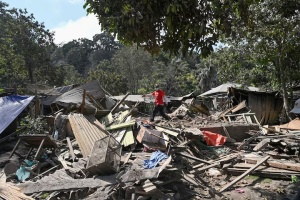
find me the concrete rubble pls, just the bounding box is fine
[1,80,300,200]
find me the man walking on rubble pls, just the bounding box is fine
[145,84,170,122]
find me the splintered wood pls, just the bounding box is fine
[0,183,34,200]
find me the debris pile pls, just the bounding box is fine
[1,80,300,200]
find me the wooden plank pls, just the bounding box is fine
[124,151,133,164]
[253,138,270,151]
[245,158,300,172]
[192,153,238,172]
[192,163,205,169]
[222,126,231,138]
[66,137,76,161]
[142,180,157,193]
[182,173,199,186]
[226,167,300,179]
[237,131,261,150]
[106,120,136,131]
[34,138,45,160]
[0,183,34,200]
[110,92,130,114]
[9,139,21,158]
[192,163,220,172]
[176,152,210,164]
[155,126,179,137]
[219,156,270,193]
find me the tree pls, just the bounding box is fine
[229,0,300,117]
[0,1,54,88]
[87,60,128,95]
[84,0,256,56]
[89,32,122,68]
[112,45,153,94]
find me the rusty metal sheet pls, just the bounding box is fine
[68,113,108,157]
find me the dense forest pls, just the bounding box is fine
[1,0,300,113]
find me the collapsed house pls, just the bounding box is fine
[1,80,300,200]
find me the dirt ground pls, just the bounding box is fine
[212,175,300,200]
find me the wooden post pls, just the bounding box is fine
[34,138,45,160]
[9,139,21,158]
[79,89,86,113]
[25,147,33,159]
[110,92,130,114]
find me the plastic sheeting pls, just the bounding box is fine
[0,95,34,134]
[202,130,227,146]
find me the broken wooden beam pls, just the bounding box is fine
[219,156,270,192]
[245,158,300,172]
[253,138,270,151]
[227,163,300,179]
[34,138,45,160]
[9,139,21,158]
[110,92,130,114]
[176,152,210,164]
[193,163,220,172]
[154,126,179,137]
[237,131,261,150]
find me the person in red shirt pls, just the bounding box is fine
[150,84,170,122]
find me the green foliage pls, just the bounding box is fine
[51,32,122,82]
[21,116,50,135]
[85,46,200,96]
[84,0,258,56]
[227,0,300,114]
[88,60,128,95]
[0,1,54,89]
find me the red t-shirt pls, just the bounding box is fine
[152,90,165,106]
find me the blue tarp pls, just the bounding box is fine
[0,95,34,134]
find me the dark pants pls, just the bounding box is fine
[151,105,170,121]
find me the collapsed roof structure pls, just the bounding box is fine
[0,81,299,200]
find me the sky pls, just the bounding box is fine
[5,0,101,44]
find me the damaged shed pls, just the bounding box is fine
[230,88,283,125]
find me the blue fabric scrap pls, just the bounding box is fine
[144,150,168,169]
[16,165,31,182]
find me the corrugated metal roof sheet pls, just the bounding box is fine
[55,80,105,108]
[199,82,260,97]
[68,113,108,157]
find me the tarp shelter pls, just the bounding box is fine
[0,95,34,134]
[199,82,259,97]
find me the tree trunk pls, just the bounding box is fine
[28,67,34,84]
[278,56,291,121]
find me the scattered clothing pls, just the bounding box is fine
[144,150,168,169]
